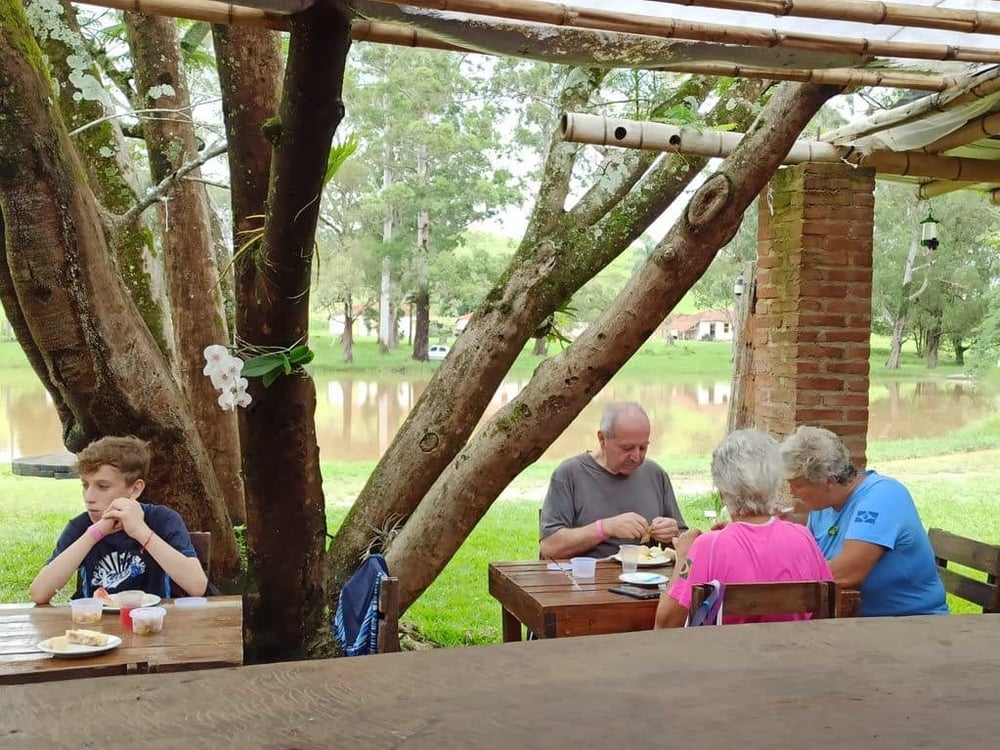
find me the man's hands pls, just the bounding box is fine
[650,516,679,544]
[603,512,649,541]
[101,497,149,541]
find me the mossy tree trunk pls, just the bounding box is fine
[125,14,246,532]
[226,4,352,662]
[388,81,843,609]
[326,70,749,599]
[0,0,234,574]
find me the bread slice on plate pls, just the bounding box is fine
[65,628,111,647]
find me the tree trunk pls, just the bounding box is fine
[378,256,392,353]
[0,1,235,576]
[953,338,967,366]
[387,80,843,610]
[35,0,175,364]
[926,318,942,369]
[125,14,246,530]
[886,316,906,369]
[327,73,756,596]
[213,19,283,631]
[727,260,757,432]
[342,296,355,364]
[234,4,352,662]
[412,145,430,361]
[531,336,548,356]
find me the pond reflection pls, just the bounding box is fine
[1,376,997,463]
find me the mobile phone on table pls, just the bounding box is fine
[608,585,661,600]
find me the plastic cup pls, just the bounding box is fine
[619,544,642,574]
[130,606,166,635]
[569,556,596,579]
[115,590,145,629]
[69,598,104,625]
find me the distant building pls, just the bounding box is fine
[662,310,733,342]
[454,312,474,336]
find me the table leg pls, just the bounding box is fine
[501,607,522,643]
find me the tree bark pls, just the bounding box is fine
[953,338,967,366]
[413,145,430,362]
[885,235,927,370]
[341,295,355,363]
[387,80,842,609]
[125,13,246,531]
[531,336,548,356]
[926,314,942,369]
[0,0,235,575]
[886,316,907,369]
[235,3,351,662]
[327,72,747,595]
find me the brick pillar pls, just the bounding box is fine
[753,163,875,468]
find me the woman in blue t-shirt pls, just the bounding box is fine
[780,425,948,617]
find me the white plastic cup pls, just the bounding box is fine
[130,606,166,635]
[619,544,642,574]
[570,556,596,579]
[69,598,104,625]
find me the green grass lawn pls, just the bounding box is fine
[5,414,999,645]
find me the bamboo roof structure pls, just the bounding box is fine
[74,0,1000,199]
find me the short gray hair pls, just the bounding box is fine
[779,425,857,484]
[599,402,648,438]
[711,429,782,517]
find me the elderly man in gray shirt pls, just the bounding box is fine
[540,402,686,559]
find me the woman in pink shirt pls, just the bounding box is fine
[655,429,833,628]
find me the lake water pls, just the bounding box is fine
[1,375,997,463]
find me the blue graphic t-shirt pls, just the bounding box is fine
[50,502,197,598]
[808,470,948,617]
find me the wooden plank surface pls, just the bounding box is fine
[1,614,996,749]
[0,596,242,684]
[489,560,663,639]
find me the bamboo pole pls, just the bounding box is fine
[75,0,289,29]
[648,0,1000,36]
[381,0,1000,64]
[921,110,1000,153]
[561,112,1000,183]
[917,179,975,199]
[822,67,1000,144]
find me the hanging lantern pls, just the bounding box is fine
[733,273,745,298]
[920,212,939,251]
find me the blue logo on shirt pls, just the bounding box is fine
[855,510,879,524]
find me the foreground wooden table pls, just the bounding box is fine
[1,614,996,749]
[489,559,666,640]
[0,596,242,684]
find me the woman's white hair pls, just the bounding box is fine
[779,425,856,484]
[711,429,782,517]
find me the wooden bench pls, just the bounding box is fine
[690,581,858,620]
[928,527,1000,612]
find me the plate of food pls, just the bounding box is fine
[95,588,161,612]
[619,572,669,587]
[37,630,122,658]
[612,545,676,567]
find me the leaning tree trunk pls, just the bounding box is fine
[232,4,352,662]
[885,235,927,370]
[125,13,246,529]
[0,1,237,580]
[35,0,175,362]
[388,81,843,609]
[327,71,739,596]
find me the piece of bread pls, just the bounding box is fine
[65,628,110,647]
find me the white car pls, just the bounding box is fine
[428,345,450,361]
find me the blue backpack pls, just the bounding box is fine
[334,553,390,656]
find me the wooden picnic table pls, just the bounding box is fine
[489,559,664,640]
[1,614,997,748]
[0,595,242,684]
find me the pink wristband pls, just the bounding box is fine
[595,518,608,542]
[87,524,105,543]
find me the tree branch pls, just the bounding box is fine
[117,140,228,227]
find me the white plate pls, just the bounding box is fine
[611,548,676,567]
[619,572,669,586]
[103,593,161,612]
[36,634,122,658]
